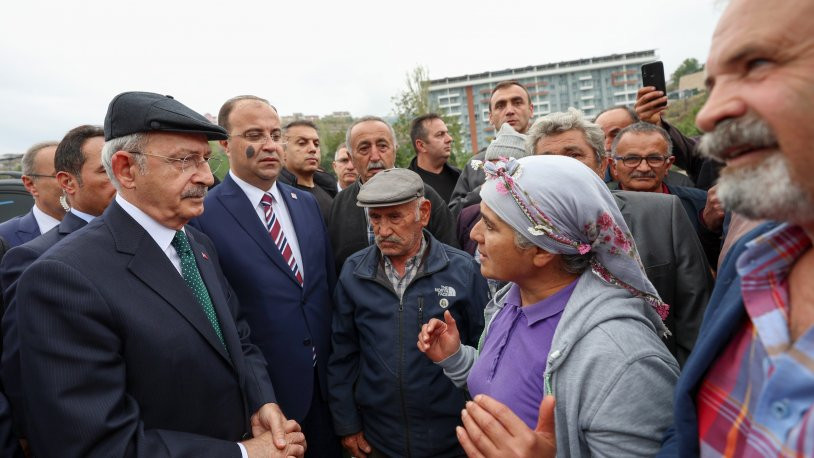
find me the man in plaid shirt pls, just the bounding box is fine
[657,0,814,455]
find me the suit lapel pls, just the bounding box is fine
[186,231,239,368]
[107,203,232,364]
[218,176,301,287]
[18,211,40,239]
[59,212,88,235]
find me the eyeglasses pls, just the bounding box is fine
[230,131,286,145]
[28,174,56,179]
[614,155,670,167]
[129,151,220,174]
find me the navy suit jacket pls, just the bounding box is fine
[191,175,335,422]
[668,184,722,266]
[658,221,779,457]
[17,201,275,458]
[0,211,89,436]
[0,211,39,249]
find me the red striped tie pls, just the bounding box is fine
[261,193,303,286]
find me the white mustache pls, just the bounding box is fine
[698,113,778,161]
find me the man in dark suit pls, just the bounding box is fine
[16,92,304,458]
[191,95,339,457]
[0,141,65,247]
[0,124,116,444]
[526,109,713,366]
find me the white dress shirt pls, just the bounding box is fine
[69,208,95,223]
[31,204,60,235]
[229,172,304,277]
[115,194,184,275]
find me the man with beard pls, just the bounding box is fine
[657,0,814,454]
[448,80,534,217]
[327,116,457,272]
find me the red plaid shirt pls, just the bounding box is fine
[696,224,814,456]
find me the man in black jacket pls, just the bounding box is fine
[327,116,457,272]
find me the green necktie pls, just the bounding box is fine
[171,230,225,347]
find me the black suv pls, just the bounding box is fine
[0,172,34,223]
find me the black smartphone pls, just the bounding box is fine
[641,61,667,108]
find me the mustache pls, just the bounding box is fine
[630,171,657,179]
[367,161,386,172]
[181,186,208,199]
[698,113,778,161]
[375,234,403,245]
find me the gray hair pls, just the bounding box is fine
[525,108,605,165]
[101,133,149,190]
[513,230,592,275]
[22,141,59,176]
[345,116,398,154]
[611,122,673,156]
[414,196,427,221]
[333,142,348,161]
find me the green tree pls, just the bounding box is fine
[315,114,354,174]
[390,65,466,168]
[669,57,704,90]
[664,92,708,137]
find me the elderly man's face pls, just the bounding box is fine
[533,130,604,176]
[489,85,534,133]
[349,120,396,183]
[595,108,635,152]
[332,147,358,189]
[132,132,213,229]
[611,132,674,193]
[73,136,115,216]
[223,100,284,190]
[369,199,430,262]
[695,0,814,223]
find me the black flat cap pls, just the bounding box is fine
[103,91,227,141]
[357,168,424,208]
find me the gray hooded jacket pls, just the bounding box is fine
[437,270,679,457]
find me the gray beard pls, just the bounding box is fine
[716,153,814,224]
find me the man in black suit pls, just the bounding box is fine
[0,124,116,444]
[15,92,304,457]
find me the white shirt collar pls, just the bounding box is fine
[115,194,179,253]
[69,208,96,223]
[31,204,60,234]
[229,171,280,206]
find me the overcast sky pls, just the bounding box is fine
[0,0,726,155]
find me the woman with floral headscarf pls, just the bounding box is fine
[418,155,679,457]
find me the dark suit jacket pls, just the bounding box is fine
[667,184,722,266]
[328,179,458,273]
[613,191,714,366]
[0,211,89,437]
[17,201,275,458]
[190,175,334,423]
[447,152,486,218]
[0,211,39,249]
[658,222,779,457]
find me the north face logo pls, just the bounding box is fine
[435,286,456,297]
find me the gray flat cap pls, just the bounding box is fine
[357,168,424,208]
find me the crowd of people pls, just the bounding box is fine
[0,0,811,456]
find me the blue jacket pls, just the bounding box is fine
[659,221,779,457]
[328,232,489,457]
[0,211,39,249]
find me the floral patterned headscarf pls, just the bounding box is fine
[478,155,668,321]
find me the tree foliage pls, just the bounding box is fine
[390,65,467,168]
[664,91,708,138]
